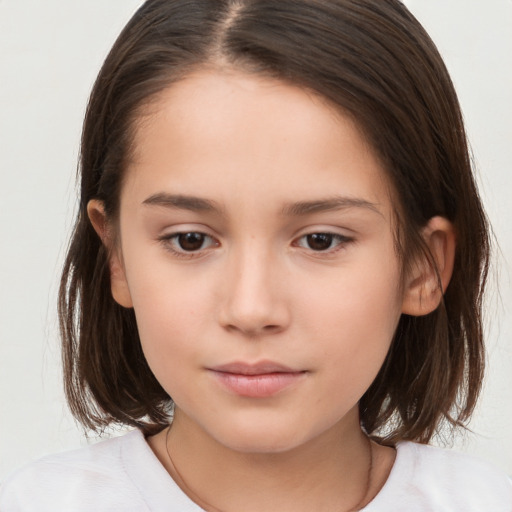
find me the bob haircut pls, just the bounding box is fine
[59,0,490,442]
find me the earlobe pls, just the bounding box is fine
[87,200,133,308]
[401,216,456,317]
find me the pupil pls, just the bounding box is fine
[179,233,205,251]
[307,233,333,251]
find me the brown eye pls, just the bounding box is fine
[160,231,218,257]
[306,233,335,251]
[295,232,352,252]
[177,232,207,251]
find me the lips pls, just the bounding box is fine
[208,361,307,398]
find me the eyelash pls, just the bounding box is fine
[158,231,353,258]
[158,232,219,259]
[293,233,353,254]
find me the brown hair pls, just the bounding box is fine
[59,0,490,442]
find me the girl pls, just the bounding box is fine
[1,0,511,510]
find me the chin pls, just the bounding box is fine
[206,417,322,455]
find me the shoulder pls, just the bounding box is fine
[0,430,150,512]
[366,441,512,512]
[0,429,202,512]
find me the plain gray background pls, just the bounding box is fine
[1,0,511,480]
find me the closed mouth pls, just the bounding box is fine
[209,360,303,376]
[208,361,307,397]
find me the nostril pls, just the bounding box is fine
[223,322,284,337]
[263,324,281,332]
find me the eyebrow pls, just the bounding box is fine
[142,193,222,213]
[281,196,383,217]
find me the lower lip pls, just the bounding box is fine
[211,371,306,398]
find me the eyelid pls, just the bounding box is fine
[292,228,355,254]
[157,227,220,258]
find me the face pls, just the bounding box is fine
[107,70,408,453]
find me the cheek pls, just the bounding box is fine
[132,286,206,350]
[123,258,213,381]
[124,239,211,328]
[132,297,204,404]
[304,261,402,385]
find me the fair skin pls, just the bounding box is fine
[89,69,455,511]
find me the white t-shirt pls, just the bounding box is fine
[1,429,511,511]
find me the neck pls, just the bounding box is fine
[148,408,385,512]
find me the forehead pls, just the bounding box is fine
[124,69,394,216]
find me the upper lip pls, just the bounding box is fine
[209,361,301,375]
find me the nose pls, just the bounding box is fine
[217,244,291,337]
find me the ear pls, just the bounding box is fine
[87,199,133,308]
[401,216,456,316]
